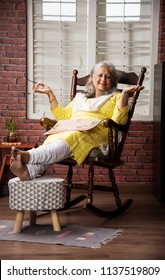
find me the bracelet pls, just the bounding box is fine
[122,92,129,98]
[49,96,55,103]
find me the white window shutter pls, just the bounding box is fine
[27,0,159,120]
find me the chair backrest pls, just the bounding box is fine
[70,67,146,119]
[70,67,146,161]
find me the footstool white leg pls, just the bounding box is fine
[29,211,37,225]
[50,209,61,231]
[8,176,65,232]
[13,210,25,233]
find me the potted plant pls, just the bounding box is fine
[5,114,18,142]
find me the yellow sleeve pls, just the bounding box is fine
[110,93,129,124]
[51,99,75,120]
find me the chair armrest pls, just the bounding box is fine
[103,118,130,161]
[40,117,57,131]
[103,118,129,132]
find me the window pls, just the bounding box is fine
[27,0,88,118]
[43,0,76,21]
[27,0,160,120]
[96,0,160,119]
[106,0,141,22]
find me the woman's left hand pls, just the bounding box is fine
[118,84,144,110]
[122,85,144,97]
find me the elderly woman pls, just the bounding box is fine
[10,61,144,180]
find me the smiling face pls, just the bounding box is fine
[92,66,112,97]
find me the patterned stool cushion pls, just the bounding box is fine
[8,176,65,211]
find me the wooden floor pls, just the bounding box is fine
[0,185,165,260]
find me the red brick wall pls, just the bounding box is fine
[0,0,163,188]
[0,0,44,145]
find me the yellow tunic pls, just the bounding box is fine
[43,92,128,164]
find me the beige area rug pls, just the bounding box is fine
[0,220,122,248]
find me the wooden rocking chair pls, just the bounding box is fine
[40,66,146,218]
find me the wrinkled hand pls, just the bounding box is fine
[123,85,144,97]
[32,82,53,96]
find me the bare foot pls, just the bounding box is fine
[11,146,30,164]
[10,146,20,164]
[10,154,30,181]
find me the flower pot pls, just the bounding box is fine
[6,131,18,142]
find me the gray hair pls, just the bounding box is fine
[84,61,118,98]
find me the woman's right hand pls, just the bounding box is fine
[32,82,53,97]
[33,82,58,109]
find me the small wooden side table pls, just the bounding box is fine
[0,142,37,187]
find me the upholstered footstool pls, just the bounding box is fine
[8,176,65,233]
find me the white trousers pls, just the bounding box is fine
[26,139,72,179]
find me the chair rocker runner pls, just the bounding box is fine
[40,66,147,218]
